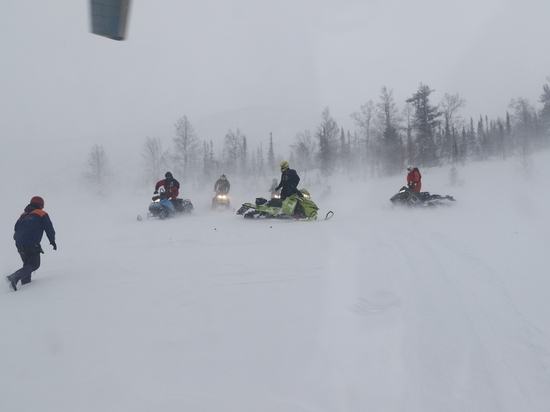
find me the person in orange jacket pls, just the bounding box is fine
[406,165,422,193]
[6,196,57,291]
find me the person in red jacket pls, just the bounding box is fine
[154,172,180,201]
[406,165,422,193]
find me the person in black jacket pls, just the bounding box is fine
[6,196,57,291]
[275,161,300,200]
[214,174,230,194]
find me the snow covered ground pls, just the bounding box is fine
[2,152,550,411]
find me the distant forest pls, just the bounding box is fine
[85,78,550,192]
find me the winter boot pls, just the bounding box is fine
[6,275,17,291]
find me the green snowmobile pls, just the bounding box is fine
[236,189,332,221]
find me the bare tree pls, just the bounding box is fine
[440,93,466,162]
[402,102,416,165]
[257,144,265,179]
[515,144,534,179]
[351,100,377,177]
[173,116,200,182]
[84,144,112,196]
[223,128,245,176]
[440,93,465,127]
[141,136,167,185]
[509,98,536,145]
[316,107,340,177]
[202,140,218,183]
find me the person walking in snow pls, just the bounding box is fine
[406,165,422,193]
[6,196,57,291]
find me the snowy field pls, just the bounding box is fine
[2,151,550,412]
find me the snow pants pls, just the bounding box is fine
[11,246,42,285]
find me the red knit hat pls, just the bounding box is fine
[30,196,45,207]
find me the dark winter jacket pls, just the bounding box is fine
[14,204,56,251]
[155,177,180,200]
[214,179,230,194]
[275,168,300,200]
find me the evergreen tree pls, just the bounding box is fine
[257,144,265,178]
[290,130,316,180]
[345,131,358,173]
[450,126,459,165]
[477,116,487,160]
[496,119,506,160]
[459,126,468,165]
[203,140,217,183]
[406,84,441,167]
[539,78,550,147]
[267,133,276,174]
[241,135,248,180]
[467,118,479,160]
[339,127,349,170]
[249,149,257,181]
[381,126,403,175]
[316,107,340,177]
[376,86,403,175]
[402,103,416,167]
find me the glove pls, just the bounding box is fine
[51,241,57,251]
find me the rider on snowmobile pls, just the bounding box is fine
[275,161,300,200]
[214,174,230,194]
[406,165,422,193]
[155,172,180,200]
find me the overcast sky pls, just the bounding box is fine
[1,0,549,148]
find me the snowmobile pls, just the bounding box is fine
[138,189,194,220]
[212,190,231,209]
[236,189,333,220]
[390,186,456,207]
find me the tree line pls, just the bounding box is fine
[85,77,550,194]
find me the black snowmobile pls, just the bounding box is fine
[390,186,456,207]
[212,190,231,209]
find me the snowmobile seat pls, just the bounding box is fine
[266,198,282,207]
